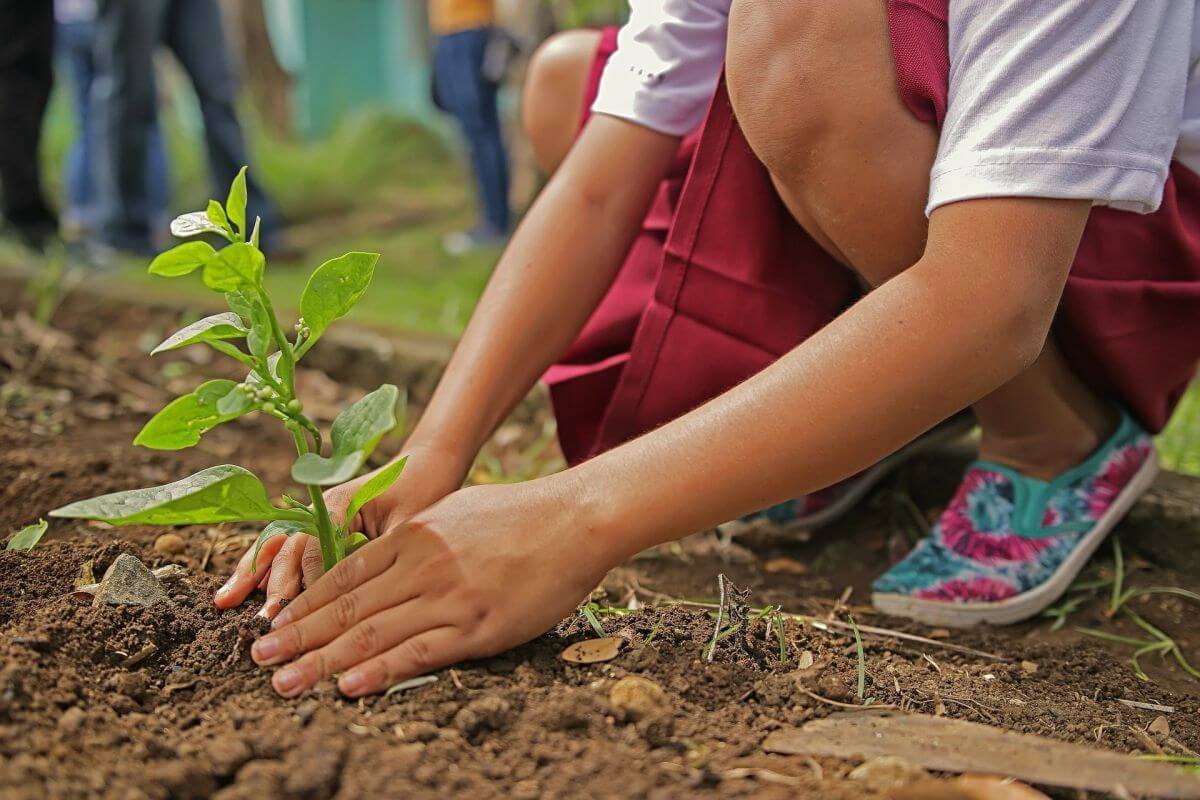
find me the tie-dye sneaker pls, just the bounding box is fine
[872,409,1158,627]
[723,412,976,535]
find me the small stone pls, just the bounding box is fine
[397,721,440,743]
[295,700,319,726]
[848,756,929,790]
[454,695,512,738]
[93,554,168,607]
[817,672,852,701]
[1149,715,1171,738]
[153,534,186,555]
[58,707,86,732]
[1020,660,1039,675]
[609,676,669,722]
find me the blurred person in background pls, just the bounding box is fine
[89,0,283,260]
[56,0,170,241]
[0,0,58,251]
[432,0,512,254]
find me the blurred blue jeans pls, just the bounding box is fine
[92,0,279,251]
[433,27,511,235]
[57,19,169,232]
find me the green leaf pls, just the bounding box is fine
[226,166,248,238]
[170,211,230,239]
[331,385,400,458]
[206,200,233,239]
[6,519,48,551]
[251,519,315,571]
[202,243,264,292]
[49,465,296,526]
[225,289,256,322]
[247,352,282,386]
[289,385,400,486]
[297,252,379,352]
[148,241,218,277]
[134,380,251,450]
[151,312,247,355]
[345,457,407,524]
[291,451,366,486]
[246,301,273,360]
[216,384,256,416]
[346,532,369,555]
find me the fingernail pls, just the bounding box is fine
[273,667,302,695]
[271,608,292,629]
[252,636,280,664]
[214,583,231,599]
[339,669,366,696]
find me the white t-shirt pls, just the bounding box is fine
[592,0,1200,216]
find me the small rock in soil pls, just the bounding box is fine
[609,676,669,722]
[1149,715,1171,738]
[93,554,168,607]
[848,756,930,790]
[57,706,86,732]
[105,670,148,700]
[817,672,852,701]
[294,700,320,727]
[397,720,440,743]
[454,695,513,739]
[153,533,187,555]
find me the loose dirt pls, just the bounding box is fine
[1,285,1198,799]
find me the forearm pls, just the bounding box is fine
[408,116,680,469]
[571,198,1090,561]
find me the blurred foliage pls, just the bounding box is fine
[547,0,628,28]
[1160,381,1200,477]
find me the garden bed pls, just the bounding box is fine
[2,286,1199,799]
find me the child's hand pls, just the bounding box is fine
[247,477,611,698]
[214,443,468,617]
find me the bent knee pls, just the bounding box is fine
[726,0,900,179]
[522,29,602,173]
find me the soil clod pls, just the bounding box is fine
[609,675,669,722]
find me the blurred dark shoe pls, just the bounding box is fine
[2,219,60,254]
[443,225,507,256]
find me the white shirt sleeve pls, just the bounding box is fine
[591,0,731,137]
[929,0,1195,216]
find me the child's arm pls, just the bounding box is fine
[400,114,680,484]
[251,196,1089,698]
[215,114,680,611]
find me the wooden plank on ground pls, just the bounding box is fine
[762,711,1200,798]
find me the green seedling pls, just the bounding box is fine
[1078,610,1200,682]
[49,169,405,572]
[848,614,867,702]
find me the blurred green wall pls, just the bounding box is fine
[264,0,434,138]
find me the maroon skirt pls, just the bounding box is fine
[545,4,1200,466]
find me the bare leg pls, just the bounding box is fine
[521,30,602,175]
[727,0,1116,480]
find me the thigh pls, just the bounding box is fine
[726,0,938,285]
[521,29,603,173]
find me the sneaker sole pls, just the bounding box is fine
[776,412,977,532]
[871,447,1160,628]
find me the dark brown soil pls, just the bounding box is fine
[2,283,1199,799]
